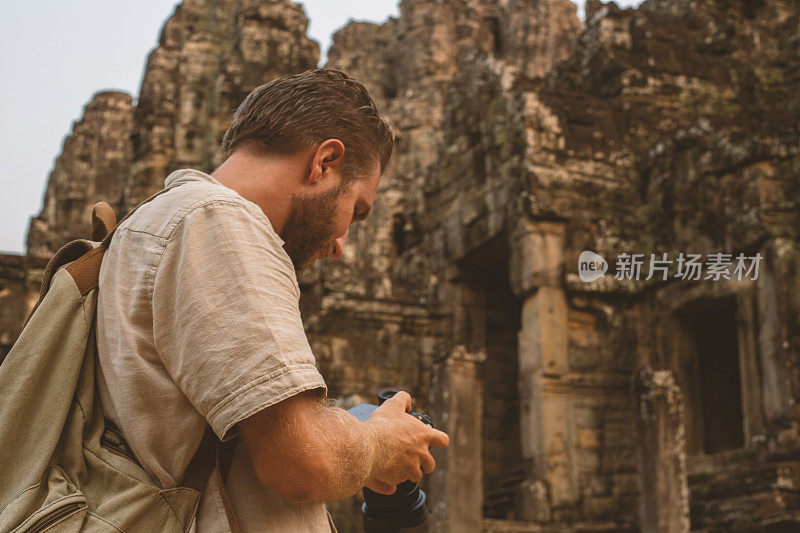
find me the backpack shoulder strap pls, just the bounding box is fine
[91,201,117,241]
[22,189,165,327]
[181,426,218,491]
[22,240,95,327]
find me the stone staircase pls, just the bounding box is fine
[480,465,627,533]
[688,449,800,531]
[483,465,528,519]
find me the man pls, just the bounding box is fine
[95,69,449,532]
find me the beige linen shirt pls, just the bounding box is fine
[96,169,334,532]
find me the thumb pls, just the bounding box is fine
[387,391,412,412]
[366,478,397,495]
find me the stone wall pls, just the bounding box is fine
[2,0,800,531]
[368,0,798,529]
[0,254,43,359]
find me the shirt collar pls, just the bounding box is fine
[163,168,223,188]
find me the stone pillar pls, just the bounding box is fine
[430,345,485,533]
[510,219,574,520]
[757,256,792,423]
[517,288,575,517]
[509,219,565,295]
[633,368,690,533]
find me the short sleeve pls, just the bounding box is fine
[152,199,327,440]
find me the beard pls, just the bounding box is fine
[280,183,346,274]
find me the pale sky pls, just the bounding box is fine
[0,0,641,254]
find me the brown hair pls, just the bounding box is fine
[221,69,394,182]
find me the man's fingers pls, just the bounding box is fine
[366,478,397,495]
[427,428,450,448]
[390,391,413,412]
[407,467,424,483]
[420,452,436,474]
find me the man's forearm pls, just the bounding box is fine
[239,391,419,504]
[308,403,384,501]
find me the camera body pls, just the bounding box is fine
[346,390,433,533]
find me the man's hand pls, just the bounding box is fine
[238,390,449,503]
[363,391,449,495]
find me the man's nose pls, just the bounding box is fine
[330,228,349,260]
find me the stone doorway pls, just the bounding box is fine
[454,233,525,520]
[672,295,745,456]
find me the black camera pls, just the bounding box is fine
[346,390,434,533]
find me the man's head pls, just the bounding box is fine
[218,69,394,272]
[279,144,381,273]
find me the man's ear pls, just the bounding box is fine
[308,139,345,185]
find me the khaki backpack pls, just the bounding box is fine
[0,193,240,533]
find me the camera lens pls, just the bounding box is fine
[360,390,432,532]
[363,479,424,513]
[362,480,428,532]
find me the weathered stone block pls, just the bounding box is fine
[509,219,566,296]
[519,288,568,377]
[634,368,690,533]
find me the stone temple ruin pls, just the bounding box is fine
[2,0,799,530]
